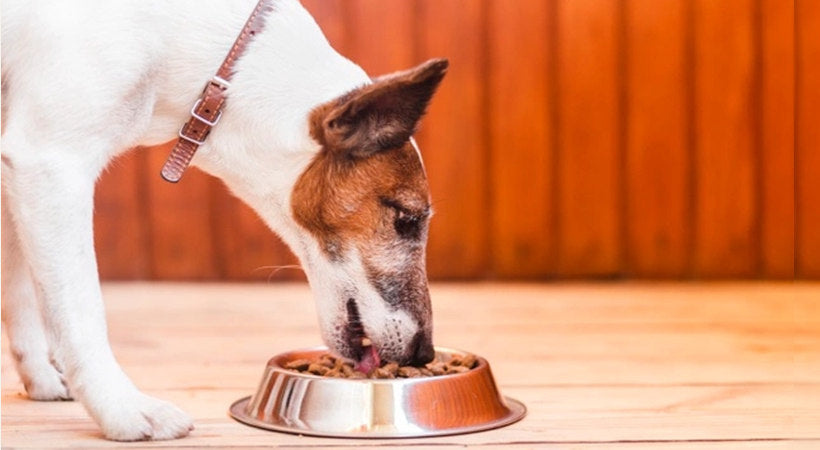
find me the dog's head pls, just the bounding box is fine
[290,59,448,370]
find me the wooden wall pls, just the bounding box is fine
[93,0,813,281]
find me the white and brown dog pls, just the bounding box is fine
[1,0,447,440]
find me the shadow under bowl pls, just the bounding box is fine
[229,346,526,438]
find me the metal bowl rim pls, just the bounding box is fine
[229,395,527,439]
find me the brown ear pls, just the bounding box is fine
[318,58,448,158]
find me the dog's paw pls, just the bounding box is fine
[97,394,194,441]
[21,361,72,401]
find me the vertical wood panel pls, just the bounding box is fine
[625,0,690,277]
[487,0,555,278]
[556,0,622,276]
[760,0,795,278]
[343,0,415,76]
[416,1,488,278]
[144,144,219,280]
[797,0,820,277]
[210,188,304,281]
[693,0,757,277]
[94,151,151,279]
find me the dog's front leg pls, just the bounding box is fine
[2,149,193,441]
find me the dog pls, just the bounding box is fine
[1,0,447,440]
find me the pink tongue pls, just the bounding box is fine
[355,345,381,374]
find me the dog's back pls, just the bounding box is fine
[5,1,222,148]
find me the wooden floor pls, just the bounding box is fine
[1,282,818,449]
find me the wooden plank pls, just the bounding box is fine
[2,282,818,447]
[429,283,819,386]
[93,150,151,279]
[342,0,415,76]
[209,189,304,281]
[415,1,488,278]
[486,0,555,278]
[797,0,820,278]
[624,0,690,277]
[692,0,757,277]
[759,0,795,279]
[142,144,220,279]
[96,148,302,281]
[556,0,622,277]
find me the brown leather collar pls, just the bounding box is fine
[161,0,274,183]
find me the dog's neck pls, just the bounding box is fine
[172,0,371,251]
[138,0,443,366]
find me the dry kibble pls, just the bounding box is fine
[317,355,336,368]
[427,362,447,376]
[460,354,478,369]
[285,352,478,379]
[369,367,395,379]
[307,362,330,376]
[382,362,400,376]
[446,365,470,375]
[398,366,422,378]
[284,359,311,371]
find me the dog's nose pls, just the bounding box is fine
[408,330,435,366]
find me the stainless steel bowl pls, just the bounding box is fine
[229,346,526,438]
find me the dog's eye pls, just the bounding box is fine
[380,198,428,240]
[394,209,423,240]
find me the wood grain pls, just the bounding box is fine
[94,151,151,279]
[415,0,488,278]
[143,144,220,279]
[342,0,415,76]
[797,0,820,277]
[692,0,758,277]
[624,0,691,277]
[759,0,795,279]
[487,0,556,278]
[556,0,622,277]
[2,282,817,447]
[209,189,303,281]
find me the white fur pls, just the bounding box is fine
[409,137,426,176]
[0,0,410,441]
[305,244,420,360]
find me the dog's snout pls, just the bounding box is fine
[408,330,435,366]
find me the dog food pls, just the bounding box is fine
[284,352,478,379]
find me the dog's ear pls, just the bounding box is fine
[314,58,448,158]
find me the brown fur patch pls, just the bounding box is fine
[291,139,430,260]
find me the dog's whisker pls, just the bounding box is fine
[251,264,305,282]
